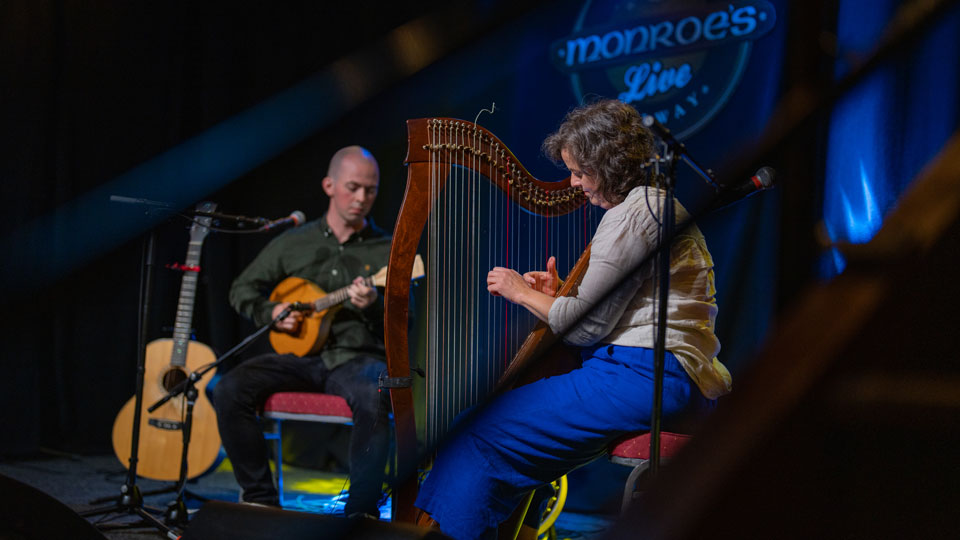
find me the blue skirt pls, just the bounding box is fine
[415,344,715,540]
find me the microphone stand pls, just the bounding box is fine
[83,197,287,534]
[80,200,179,539]
[641,115,715,478]
[145,305,298,526]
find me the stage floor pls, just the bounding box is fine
[0,451,617,540]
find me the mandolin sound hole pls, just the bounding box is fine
[163,367,188,392]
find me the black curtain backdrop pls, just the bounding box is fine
[1,0,450,455]
[2,0,788,456]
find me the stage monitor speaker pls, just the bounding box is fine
[0,473,107,540]
[182,501,451,540]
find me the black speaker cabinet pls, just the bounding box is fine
[0,473,107,540]
[182,501,450,540]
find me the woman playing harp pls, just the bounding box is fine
[414,99,733,539]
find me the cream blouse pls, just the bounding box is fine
[548,186,732,399]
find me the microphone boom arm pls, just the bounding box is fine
[642,115,720,189]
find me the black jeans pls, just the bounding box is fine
[213,353,391,516]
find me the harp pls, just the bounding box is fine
[383,118,604,522]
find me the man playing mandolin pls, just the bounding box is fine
[215,145,391,518]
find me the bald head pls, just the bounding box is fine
[322,145,380,232]
[327,145,379,181]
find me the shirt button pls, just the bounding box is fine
[331,269,339,276]
[339,246,344,252]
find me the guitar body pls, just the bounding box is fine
[268,276,338,357]
[111,338,222,481]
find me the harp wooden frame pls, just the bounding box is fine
[384,118,590,522]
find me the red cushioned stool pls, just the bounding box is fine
[608,431,691,514]
[261,392,353,506]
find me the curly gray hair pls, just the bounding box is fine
[542,99,654,205]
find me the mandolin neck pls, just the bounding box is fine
[311,275,376,311]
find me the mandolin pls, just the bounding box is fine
[269,255,424,357]
[111,202,222,481]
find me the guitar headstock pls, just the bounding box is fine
[191,201,217,243]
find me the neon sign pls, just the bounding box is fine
[551,0,777,140]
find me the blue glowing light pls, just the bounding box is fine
[839,160,881,244]
[820,0,960,279]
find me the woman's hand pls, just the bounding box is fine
[522,256,561,297]
[487,267,530,304]
[488,265,556,322]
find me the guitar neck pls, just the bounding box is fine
[311,275,376,311]
[171,203,214,366]
[171,244,203,366]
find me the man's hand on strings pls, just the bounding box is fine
[272,302,304,333]
[523,256,561,297]
[348,276,378,309]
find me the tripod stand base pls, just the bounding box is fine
[91,505,179,538]
[165,496,190,528]
[77,482,180,538]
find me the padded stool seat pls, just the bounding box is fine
[263,392,353,424]
[608,431,691,513]
[261,392,353,507]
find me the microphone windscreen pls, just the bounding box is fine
[754,167,776,189]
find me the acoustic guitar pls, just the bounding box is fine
[269,254,424,357]
[111,202,222,481]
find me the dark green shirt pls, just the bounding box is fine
[229,216,392,370]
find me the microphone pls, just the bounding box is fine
[708,167,776,211]
[261,210,306,231]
